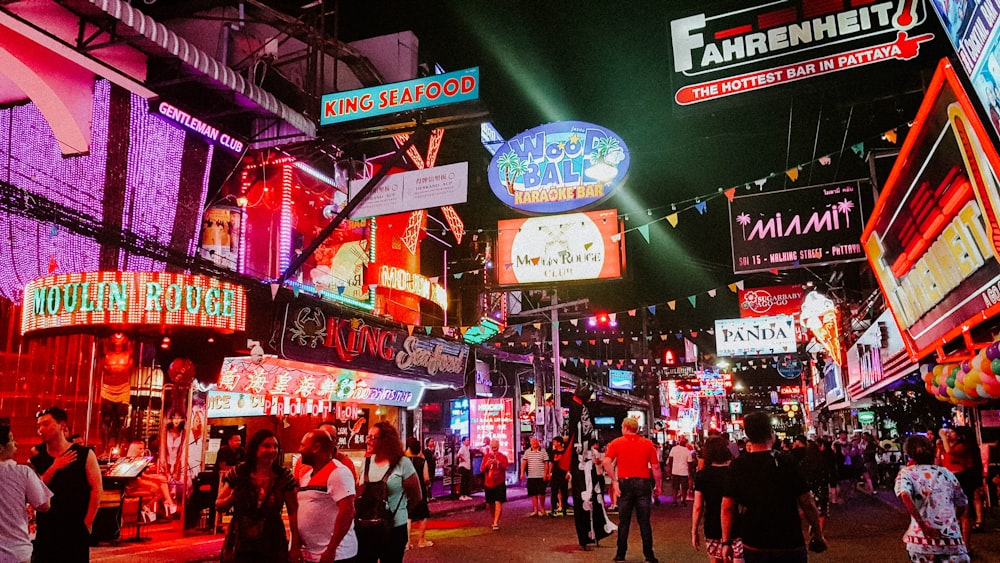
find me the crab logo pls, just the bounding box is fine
[289,307,327,348]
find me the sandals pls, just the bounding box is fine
[492,524,500,530]
[418,540,434,548]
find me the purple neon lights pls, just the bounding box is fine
[0,80,213,303]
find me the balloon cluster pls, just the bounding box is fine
[921,340,1000,405]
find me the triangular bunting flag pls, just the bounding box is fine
[533,322,541,330]
[882,129,898,144]
[407,325,415,335]
[691,331,699,338]
[660,334,667,341]
[637,224,650,243]
[270,283,279,300]
[728,282,738,293]
[570,319,578,327]
[628,309,636,317]
[708,288,717,298]
[786,167,799,181]
[603,339,610,344]
[589,339,596,345]
[337,286,346,295]
[647,305,656,315]
[667,301,676,310]
[736,280,745,290]
[430,276,439,283]
[553,321,559,329]
[424,326,433,335]
[562,340,569,346]
[754,178,768,188]
[575,340,582,346]
[561,357,568,366]
[292,285,300,297]
[515,326,523,335]
[707,329,715,335]
[850,142,864,157]
[666,213,679,227]
[818,155,832,165]
[694,201,707,214]
[724,187,736,202]
[609,313,617,324]
[688,295,697,307]
[455,272,464,279]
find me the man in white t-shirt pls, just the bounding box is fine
[457,437,472,500]
[667,435,694,506]
[294,430,358,563]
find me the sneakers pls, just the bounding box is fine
[459,495,472,501]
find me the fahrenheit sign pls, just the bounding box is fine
[21,271,246,334]
[320,68,479,125]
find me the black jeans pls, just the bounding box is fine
[616,477,656,562]
[550,469,569,511]
[458,466,472,496]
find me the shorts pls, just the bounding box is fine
[484,484,507,503]
[527,477,547,496]
[707,538,744,561]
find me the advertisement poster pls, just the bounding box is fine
[715,315,797,356]
[738,284,806,317]
[729,182,867,274]
[349,162,469,219]
[495,209,624,286]
[488,121,629,214]
[470,398,515,463]
[670,0,936,105]
[861,60,1000,360]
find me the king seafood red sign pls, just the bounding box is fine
[670,0,936,105]
[278,302,469,388]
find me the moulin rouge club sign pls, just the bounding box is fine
[488,121,630,214]
[278,303,469,388]
[670,0,935,105]
[21,271,246,334]
[730,181,867,275]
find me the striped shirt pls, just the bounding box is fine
[522,448,549,478]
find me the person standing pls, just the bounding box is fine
[0,419,52,563]
[896,434,969,563]
[456,437,472,501]
[548,437,570,516]
[216,429,299,563]
[691,436,739,563]
[520,436,549,517]
[423,438,437,500]
[405,437,433,549]
[721,411,826,563]
[293,430,357,563]
[481,438,509,531]
[30,406,102,563]
[217,432,245,473]
[356,422,422,563]
[668,435,694,506]
[603,417,661,563]
[939,426,984,547]
[567,382,615,550]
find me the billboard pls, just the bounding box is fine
[670,0,936,105]
[738,284,807,317]
[348,162,469,219]
[862,59,1000,360]
[470,398,516,462]
[608,369,635,390]
[930,0,1000,139]
[715,315,797,356]
[488,121,629,214]
[495,209,625,286]
[730,181,867,274]
[320,67,479,125]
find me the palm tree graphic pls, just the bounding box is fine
[736,212,751,239]
[497,150,528,195]
[836,199,855,228]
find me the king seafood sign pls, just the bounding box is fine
[670,0,936,105]
[278,302,469,388]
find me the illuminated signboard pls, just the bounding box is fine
[151,99,245,153]
[470,398,516,462]
[278,302,469,388]
[495,209,625,286]
[21,271,246,334]
[627,410,646,429]
[715,315,796,356]
[377,265,448,310]
[730,182,867,274]
[930,0,1000,139]
[349,162,469,219]
[846,309,908,394]
[862,59,1000,360]
[216,356,424,409]
[608,369,634,390]
[488,121,629,214]
[320,67,479,125]
[739,284,806,317]
[670,0,936,105]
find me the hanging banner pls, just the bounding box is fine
[862,59,1000,361]
[730,181,867,274]
[670,0,936,105]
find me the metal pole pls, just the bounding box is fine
[551,291,561,423]
[443,248,448,327]
[83,339,97,446]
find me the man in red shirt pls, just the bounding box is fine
[603,417,662,563]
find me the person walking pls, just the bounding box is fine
[668,434,694,506]
[939,426,984,548]
[895,434,969,563]
[520,436,549,517]
[691,436,740,563]
[548,437,570,516]
[456,437,472,501]
[216,429,299,563]
[30,406,102,563]
[405,437,433,549]
[801,439,835,534]
[481,438,509,531]
[293,429,357,563]
[356,422,422,563]
[0,418,52,563]
[720,411,826,563]
[603,417,662,563]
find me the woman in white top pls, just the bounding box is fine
[0,419,53,563]
[357,422,422,563]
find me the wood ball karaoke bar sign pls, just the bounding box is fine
[21,271,246,334]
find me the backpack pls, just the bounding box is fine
[354,457,402,536]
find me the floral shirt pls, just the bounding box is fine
[894,464,968,555]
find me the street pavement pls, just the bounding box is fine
[91,487,1000,563]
